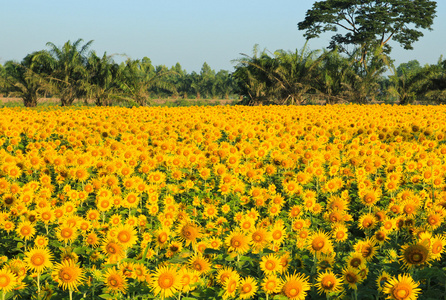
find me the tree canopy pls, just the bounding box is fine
[298,0,437,62]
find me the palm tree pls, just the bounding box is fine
[85,51,121,106]
[342,46,391,104]
[316,49,350,104]
[33,39,93,106]
[1,51,50,107]
[418,57,446,104]
[117,58,177,106]
[232,45,281,105]
[233,43,324,105]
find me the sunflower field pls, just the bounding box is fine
[1,104,446,300]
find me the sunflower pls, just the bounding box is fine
[281,272,310,300]
[0,267,17,293]
[188,254,211,274]
[270,222,286,246]
[56,224,78,245]
[103,267,128,295]
[342,266,363,290]
[250,227,271,252]
[16,221,36,241]
[262,275,283,294]
[239,276,258,299]
[354,238,378,261]
[150,265,180,300]
[178,267,199,293]
[260,254,282,275]
[114,224,138,249]
[177,222,201,246]
[154,227,171,249]
[430,234,446,260]
[84,232,100,248]
[382,273,421,300]
[399,242,431,270]
[346,252,367,269]
[308,230,333,256]
[315,270,343,295]
[376,271,392,292]
[52,259,86,291]
[216,267,237,286]
[34,235,49,248]
[101,238,125,263]
[225,229,251,255]
[223,273,240,300]
[331,224,349,243]
[24,247,53,274]
[132,263,147,282]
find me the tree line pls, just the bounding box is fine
[0,39,236,107]
[1,0,445,107]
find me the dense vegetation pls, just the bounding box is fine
[0,0,444,107]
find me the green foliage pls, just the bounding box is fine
[298,0,437,61]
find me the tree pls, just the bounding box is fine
[298,0,437,66]
[233,44,324,105]
[85,51,121,106]
[396,60,422,77]
[117,58,177,106]
[34,39,93,106]
[1,52,50,107]
[418,56,446,104]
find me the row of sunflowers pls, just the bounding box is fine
[1,104,446,299]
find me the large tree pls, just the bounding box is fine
[1,52,50,107]
[298,0,437,65]
[34,39,93,106]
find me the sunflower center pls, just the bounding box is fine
[109,278,120,287]
[60,270,73,281]
[158,233,167,243]
[345,273,357,283]
[242,284,252,293]
[228,280,237,293]
[312,237,325,251]
[350,258,361,268]
[118,231,131,243]
[158,273,174,289]
[288,287,299,297]
[273,231,282,239]
[107,243,118,254]
[266,261,275,270]
[31,254,44,266]
[21,227,31,235]
[394,286,409,299]
[62,228,73,238]
[266,281,276,290]
[0,275,11,287]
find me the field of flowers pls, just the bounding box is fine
[0,104,446,300]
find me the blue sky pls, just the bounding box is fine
[1,0,445,73]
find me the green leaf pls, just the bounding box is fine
[98,294,114,299]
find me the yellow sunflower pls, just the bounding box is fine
[239,276,258,299]
[281,272,310,300]
[259,254,282,275]
[150,265,180,300]
[52,259,86,291]
[315,270,343,295]
[225,229,251,255]
[0,267,17,293]
[24,247,53,274]
[382,273,421,300]
[103,267,128,295]
[262,275,283,294]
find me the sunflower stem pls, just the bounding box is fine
[69,289,73,300]
[37,273,41,295]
